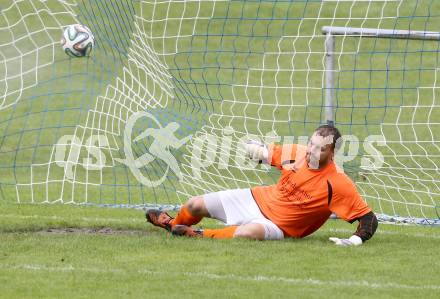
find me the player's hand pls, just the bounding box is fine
[329,235,363,246]
[245,140,268,162]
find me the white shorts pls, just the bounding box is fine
[203,188,284,240]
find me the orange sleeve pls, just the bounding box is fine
[268,144,298,170]
[328,175,371,222]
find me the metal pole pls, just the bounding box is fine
[321,26,440,126]
[322,26,440,41]
[325,33,335,126]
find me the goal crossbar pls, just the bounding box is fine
[322,26,440,41]
[322,26,440,125]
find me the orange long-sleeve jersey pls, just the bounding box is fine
[251,144,371,238]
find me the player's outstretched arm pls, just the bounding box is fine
[329,211,378,246]
[246,141,300,169]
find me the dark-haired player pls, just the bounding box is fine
[146,125,378,246]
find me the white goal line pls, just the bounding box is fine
[1,263,438,291]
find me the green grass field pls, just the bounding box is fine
[1,0,440,298]
[0,204,439,299]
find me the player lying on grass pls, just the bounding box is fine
[146,125,378,246]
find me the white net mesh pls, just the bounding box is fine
[0,0,439,224]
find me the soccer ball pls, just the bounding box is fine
[61,24,94,57]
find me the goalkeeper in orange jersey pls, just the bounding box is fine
[145,125,378,246]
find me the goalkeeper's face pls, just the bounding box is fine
[305,132,334,169]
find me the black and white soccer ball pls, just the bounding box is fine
[61,24,94,57]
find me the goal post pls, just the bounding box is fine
[322,26,440,225]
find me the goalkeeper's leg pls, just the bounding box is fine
[204,223,265,239]
[147,189,284,240]
[172,221,282,240]
[172,189,284,240]
[171,196,208,226]
[147,189,250,230]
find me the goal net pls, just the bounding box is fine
[0,0,439,225]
